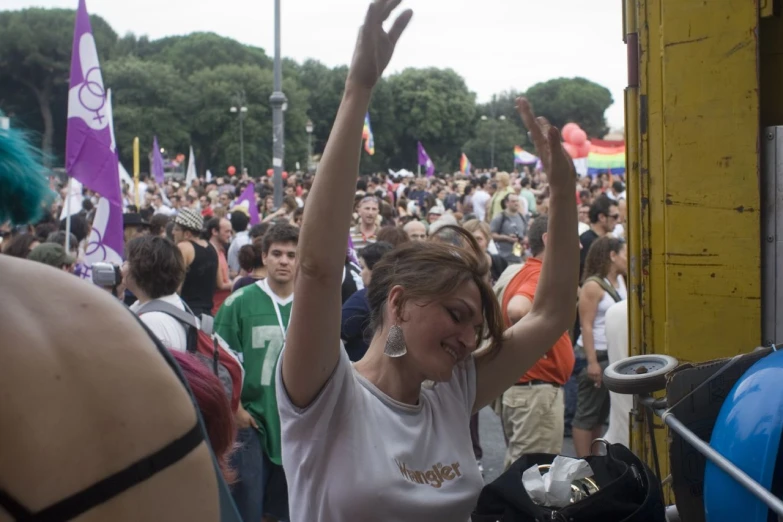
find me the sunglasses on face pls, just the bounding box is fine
[608,213,620,220]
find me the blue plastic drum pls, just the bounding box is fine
[704,349,783,522]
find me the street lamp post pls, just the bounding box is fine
[305,119,314,173]
[230,90,248,176]
[481,114,506,169]
[271,0,287,208]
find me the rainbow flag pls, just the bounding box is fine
[362,112,375,155]
[460,153,471,175]
[514,146,538,164]
[587,145,625,175]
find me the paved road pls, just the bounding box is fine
[477,407,576,484]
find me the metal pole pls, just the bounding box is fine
[640,398,783,518]
[270,0,287,208]
[490,123,496,169]
[239,112,245,176]
[307,132,313,172]
[64,177,73,252]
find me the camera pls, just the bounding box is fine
[92,262,122,287]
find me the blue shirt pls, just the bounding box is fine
[341,288,371,362]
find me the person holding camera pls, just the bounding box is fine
[124,235,190,352]
[490,193,528,264]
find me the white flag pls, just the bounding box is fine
[206,169,213,182]
[186,146,197,186]
[59,178,84,220]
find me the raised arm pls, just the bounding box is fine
[474,99,579,411]
[282,0,412,408]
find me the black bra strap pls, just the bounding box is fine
[27,423,203,522]
[0,489,31,519]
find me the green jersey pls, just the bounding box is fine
[214,279,292,465]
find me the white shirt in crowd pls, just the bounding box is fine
[277,347,484,522]
[227,230,251,274]
[603,301,631,448]
[130,293,189,352]
[471,189,490,222]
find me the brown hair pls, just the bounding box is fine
[376,226,410,247]
[126,236,186,298]
[238,239,264,272]
[462,219,491,242]
[582,236,624,283]
[367,226,504,356]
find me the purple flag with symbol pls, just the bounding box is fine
[152,136,165,184]
[232,183,260,225]
[417,141,435,177]
[80,88,125,279]
[65,0,120,205]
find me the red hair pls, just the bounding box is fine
[170,350,237,483]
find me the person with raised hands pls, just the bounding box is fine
[275,1,579,520]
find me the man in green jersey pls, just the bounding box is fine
[215,223,298,522]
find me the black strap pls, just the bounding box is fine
[3,424,203,522]
[0,489,30,519]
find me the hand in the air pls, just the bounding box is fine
[347,0,413,90]
[516,97,576,192]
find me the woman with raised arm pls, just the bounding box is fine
[276,1,579,520]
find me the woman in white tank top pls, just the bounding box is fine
[573,236,627,457]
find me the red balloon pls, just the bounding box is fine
[570,129,587,146]
[267,168,274,177]
[227,165,236,176]
[282,171,288,180]
[576,141,592,158]
[562,123,580,142]
[563,142,579,159]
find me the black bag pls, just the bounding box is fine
[472,443,665,522]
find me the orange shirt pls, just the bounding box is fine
[501,257,575,385]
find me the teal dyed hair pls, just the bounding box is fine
[0,122,53,225]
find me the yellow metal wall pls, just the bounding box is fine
[626,0,762,494]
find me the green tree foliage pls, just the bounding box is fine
[386,68,476,172]
[462,118,526,173]
[0,8,616,175]
[523,77,613,139]
[0,8,117,162]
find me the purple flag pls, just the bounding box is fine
[81,197,124,280]
[65,0,120,205]
[152,136,165,184]
[417,141,435,177]
[347,234,359,265]
[233,183,260,225]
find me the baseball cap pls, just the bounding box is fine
[28,243,76,268]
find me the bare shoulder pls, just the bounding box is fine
[0,257,218,519]
[580,280,605,300]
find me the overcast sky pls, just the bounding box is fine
[7,0,627,128]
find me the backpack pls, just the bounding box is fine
[137,301,244,412]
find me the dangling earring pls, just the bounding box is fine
[384,323,407,358]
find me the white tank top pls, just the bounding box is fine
[577,275,627,352]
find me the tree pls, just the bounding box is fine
[0,9,117,162]
[386,68,476,172]
[140,32,271,77]
[297,60,348,156]
[523,77,613,138]
[187,64,309,176]
[462,118,526,172]
[103,56,190,170]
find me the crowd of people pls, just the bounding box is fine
[0,2,632,521]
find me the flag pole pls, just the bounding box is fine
[133,137,140,208]
[64,177,73,252]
